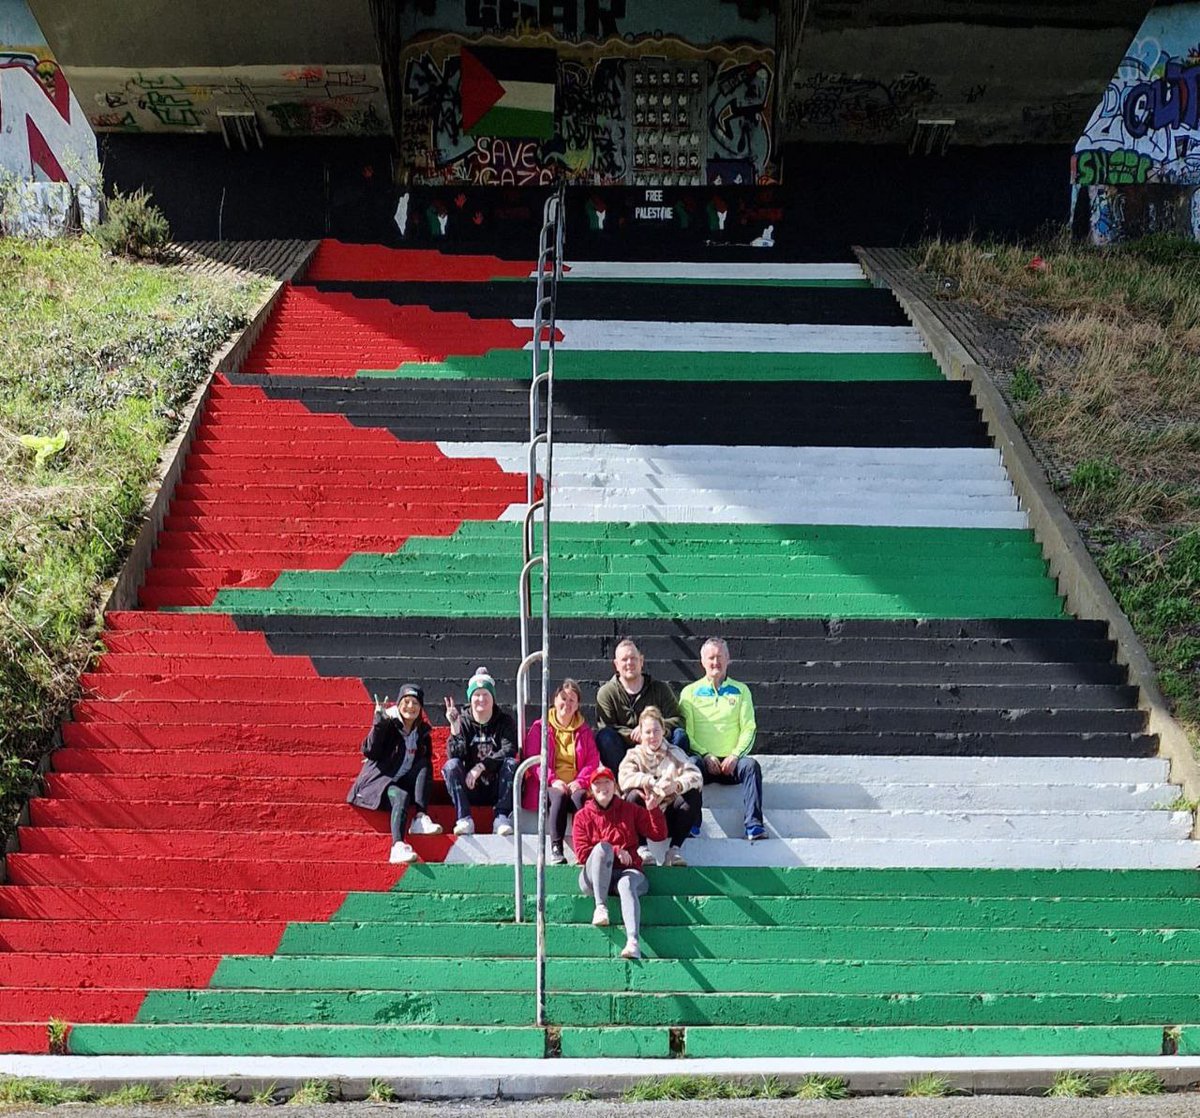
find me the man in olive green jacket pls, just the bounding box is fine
[595,638,689,771]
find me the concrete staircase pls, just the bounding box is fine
[2,238,1194,1059]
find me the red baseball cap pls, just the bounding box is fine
[588,767,616,788]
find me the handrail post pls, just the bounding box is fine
[512,650,544,925]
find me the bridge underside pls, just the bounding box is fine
[24,0,1156,245]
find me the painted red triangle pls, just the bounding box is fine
[460,47,505,132]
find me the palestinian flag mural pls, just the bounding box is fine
[460,46,556,139]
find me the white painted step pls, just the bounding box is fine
[694,808,1192,842]
[750,755,1171,784]
[551,261,867,281]
[498,500,1028,530]
[545,476,1016,497]
[441,443,1010,475]
[515,320,926,353]
[447,835,1200,870]
[697,780,1179,812]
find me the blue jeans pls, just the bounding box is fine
[442,756,518,822]
[698,755,763,831]
[596,726,690,773]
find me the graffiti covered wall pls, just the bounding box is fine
[1073,2,1200,242]
[67,65,391,138]
[398,0,776,188]
[0,0,97,231]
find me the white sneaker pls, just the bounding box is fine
[620,937,641,960]
[493,814,514,836]
[388,841,417,865]
[453,817,475,836]
[409,813,443,836]
[592,904,610,927]
[665,845,687,867]
[637,845,656,866]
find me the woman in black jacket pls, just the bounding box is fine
[346,683,443,863]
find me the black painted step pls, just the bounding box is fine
[307,280,912,327]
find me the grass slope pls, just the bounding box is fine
[921,234,1200,757]
[0,237,267,838]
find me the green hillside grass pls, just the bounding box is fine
[0,237,267,834]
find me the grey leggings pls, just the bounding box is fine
[578,842,648,940]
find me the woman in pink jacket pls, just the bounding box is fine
[522,679,600,865]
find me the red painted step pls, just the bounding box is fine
[81,675,366,702]
[0,921,287,955]
[31,800,483,833]
[0,886,344,921]
[6,854,405,891]
[240,287,540,377]
[104,612,241,633]
[0,991,149,1023]
[0,956,219,988]
[304,240,536,282]
[61,723,362,749]
[52,748,359,776]
[45,774,355,800]
[73,701,369,724]
[0,1025,51,1055]
[20,827,415,860]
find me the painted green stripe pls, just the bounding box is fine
[210,956,1200,997]
[274,921,1200,963]
[390,863,1200,900]
[329,892,1200,930]
[560,1027,671,1058]
[133,988,1200,1028]
[684,1025,1166,1058]
[1179,1026,1200,1056]
[472,105,553,139]
[358,349,941,381]
[69,1024,544,1058]
[208,522,1062,619]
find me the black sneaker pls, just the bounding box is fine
[549,841,567,865]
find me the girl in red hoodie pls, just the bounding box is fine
[571,766,666,960]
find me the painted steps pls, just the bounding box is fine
[59,862,1200,1057]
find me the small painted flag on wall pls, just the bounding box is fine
[461,46,556,140]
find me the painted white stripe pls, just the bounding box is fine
[438,442,1027,529]
[5,1055,1200,1091]
[497,78,554,113]
[516,319,926,353]
[698,780,1178,812]
[447,835,1200,870]
[549,261,867,281]
[440,443,1008,474]
[752,755,1171,784]
[497,501,1028,530]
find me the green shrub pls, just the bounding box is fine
[92,188,169,259]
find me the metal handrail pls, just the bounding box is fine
[512,652,545,925]
[514,181,565,1029]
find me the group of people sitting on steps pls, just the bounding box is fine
[347,637,765,871]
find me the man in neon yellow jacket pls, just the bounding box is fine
[679,637,766,842]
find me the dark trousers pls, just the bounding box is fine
[698,755,763,830]
[595,726,690,773]
[384,762,431,842]
[442,756,518,822]
[625,786,702,847]
[547,784,587,842]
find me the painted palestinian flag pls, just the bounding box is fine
[460,45,556,139]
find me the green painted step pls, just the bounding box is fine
[69,1024,544,1058]
[134,988,1200,1028]
[683,1025,1168,1058]
[559,1027,671,1058]
[359,349,936,381]
[329,891,1200,930]
[208,523,1062,619]
[275,921,1200,963]
[210,955,1200,997]
[391,864,1200,900]
[1179,1026,1200,1056]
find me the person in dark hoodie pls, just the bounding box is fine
[572,766,667,960]
[346,683,443,865]
[442,666,519,836]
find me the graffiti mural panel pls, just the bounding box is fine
[397,1,776,188]
[1074,3,1200,185]
[68,65,391,138]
